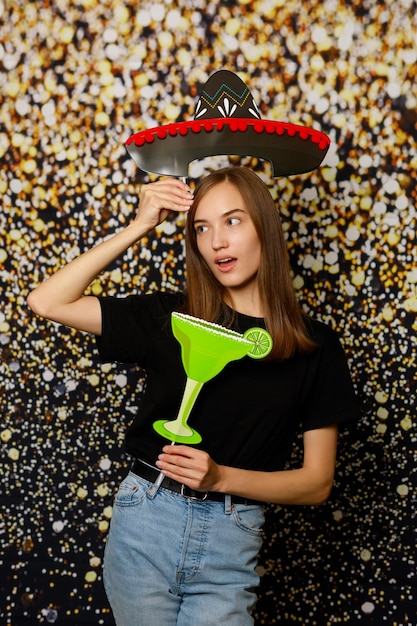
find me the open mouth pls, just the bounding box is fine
[215,257,237,271]
[217,257,235,265]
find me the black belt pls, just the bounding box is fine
[132,459,259,505]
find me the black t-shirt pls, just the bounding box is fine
[96,291,360,471]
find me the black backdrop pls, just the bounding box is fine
[1,1,416,624]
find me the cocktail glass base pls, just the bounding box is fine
[153,419,203,444]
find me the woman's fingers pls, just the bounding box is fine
[156,445,217,490]
[141,179,193,211]
[135,178,193,229]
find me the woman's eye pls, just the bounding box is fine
[195,225,207,234]
[228,217,240,226]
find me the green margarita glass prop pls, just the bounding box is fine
[153,312,273,444]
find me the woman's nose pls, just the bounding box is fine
[211,226,228,250]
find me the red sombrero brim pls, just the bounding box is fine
[125,118,331,178]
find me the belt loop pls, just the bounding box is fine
[147,469,166,499]
[224,494,232,515]
[147,482,158,499]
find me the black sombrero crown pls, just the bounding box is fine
[125,70,330,178]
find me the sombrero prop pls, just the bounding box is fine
[125,69,330,178]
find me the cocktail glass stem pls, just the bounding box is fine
[163,377,203,437]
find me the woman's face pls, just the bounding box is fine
[192,181,262,311]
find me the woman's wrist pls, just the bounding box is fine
[115,219,153,249]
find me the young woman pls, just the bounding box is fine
[27,166,359,626]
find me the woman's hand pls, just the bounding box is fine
[155,426,338,505]
[156,445,223,493]
[135,178,194,233]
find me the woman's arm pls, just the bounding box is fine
[155,425,338,505]
[27,178,193,335]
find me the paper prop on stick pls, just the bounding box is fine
[126,69,331,177]
[153,312,273,444]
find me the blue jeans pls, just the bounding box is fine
[103,471,265,626]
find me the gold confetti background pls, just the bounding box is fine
[1,0,416,624]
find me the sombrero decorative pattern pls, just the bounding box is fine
[125,70,331,178]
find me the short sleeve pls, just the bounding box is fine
[300,322,360,431]
[95,291,182,364]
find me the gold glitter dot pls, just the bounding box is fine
[396,484,409,496]
[8,447,20,461]
[325,225,338,238]
[400,416,412,431]
[311,258,324,272]
[88,374,100,387]
[12,133,25,148]
[57,408,67,421]
[84,571,97,583]
[387,231,400,246]
[403,296,417,313]
[375,390,389,404]
[91,281,103,296]
[1,428,13,443]
[377,407,389,420]
[293,275,304,290]
[45,74,57,93]
[244,44,264,63]
[226,18,241,36]
[69,129,83,144]
[134,73,149,88]
[103,506,113,519]
[114,4,129,22]
[374,62,390,76]
[158,32,174,49]
[322,168,337,182]
[360,196,372,211]
[60,25,75,44]
[110,268,123,283]
[66,147,78,161]
[177,48,192,67]
[163,103,181,121]
[95,111,110,126]
[340,88,355,103]
[333,113,347,128]
[310,54,325,71]
[351,270,365,286]
[33,219,46,233]
[381,306,395,322]
[77,487,88,500]
[97,484,109,497]
[22,159,37,174]
[5,80,20,97]
[92,183,106,199]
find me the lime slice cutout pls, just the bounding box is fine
[243,327,273,359]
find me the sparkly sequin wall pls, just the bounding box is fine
[1,0,416,624]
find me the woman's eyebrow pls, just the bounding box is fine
[193,208,245,225]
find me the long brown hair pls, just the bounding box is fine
[184,166,316,360]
